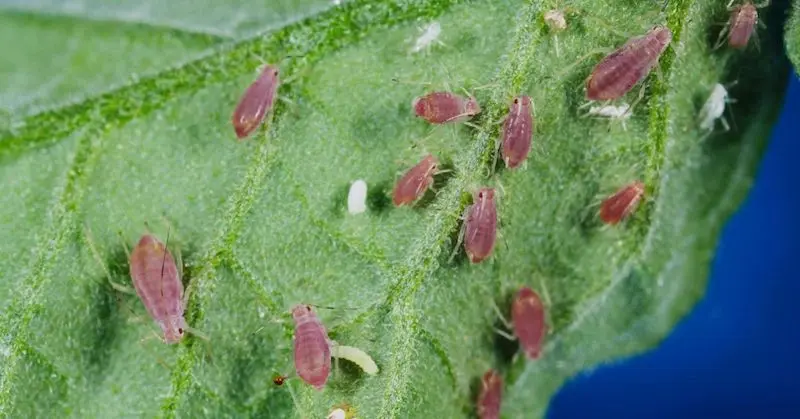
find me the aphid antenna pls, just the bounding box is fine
[550,47,612,83]
[305,302,363,311]
[390,77,433,86]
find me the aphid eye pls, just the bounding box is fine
[305,305,312,312]
[478,191,484,199]
[513,98,519,104]
[178,328,184,334]
[274,69,280,76]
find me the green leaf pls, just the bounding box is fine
[0,0,793,417]
[789,0,800,68]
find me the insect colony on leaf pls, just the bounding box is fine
[76,1,765,413]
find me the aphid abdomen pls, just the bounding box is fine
[501,96,534,169]
[464,188,498,264]
[599,181,645,225]
[129,235,184,322]
[476,369,503,419]
[232,65,280,139]
[511,287,546,359]
[413,92,473,124]
[392,154,438,206]
[586,27,672,101]
[293,310,331,390]
[729,4,757,49]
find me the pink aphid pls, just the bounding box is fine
[501,96,534,169]
[476,369,503,419]
[291,304,331,390]
[599,180,645,225]
[232,64,280,139]
[585,25,672,101]
[464,188,498,264]
[392,154,439,207]
[128,234,187,344]
[728,2,758,49]
[413,91,481,124]
[511,287,546,360]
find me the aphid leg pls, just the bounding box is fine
[447,207,470,263]
[490,135,503,176]
[538,278,553,307]
[140,330,165,345]
[494,328,517,342]
[623,83,648,119]
[719,116,730,133]
[753,29,762,53]
[490,299,512,330]
[713,23,731,50]
[83,226,136,294]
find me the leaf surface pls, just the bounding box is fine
[0,0,793,417]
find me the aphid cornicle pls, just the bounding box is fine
[413,91,481,124]
[599,181,645,225]
[585,25,672,101]
[728,2,759,49]
[511,287,547,360]
[232,64,280,139]
[477,369,503,419]
[501,96,534,169]
[392,154,439,207]
[464,188,498,264]
[291,304,331,390]
[128,234,188,344]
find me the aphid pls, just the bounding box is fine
[476,369,503,419]
[599,181,645,225]
[330,342,379,375]
[544,8,572,56]
[347,179,368,215]
[544,10,567,32]
[410,21,443,53]
[413,91,481,124]
[392,154,439,207]
[511,287,547,359]
[585,25,672,101]
[727,1,760,49]
[698,83,731,132]
[327,404,356,419]
[586,103,632,129]
[291,304,331,390]
[232,64,280,139]
[463,188,498,264]
[128,233,188,344]
[500,96,534,169]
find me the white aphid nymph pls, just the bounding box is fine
[411,22,442,53]
[698,83,731,132]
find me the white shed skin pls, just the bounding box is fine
[347,179,367,215]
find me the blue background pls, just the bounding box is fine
[548,74,800,419]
